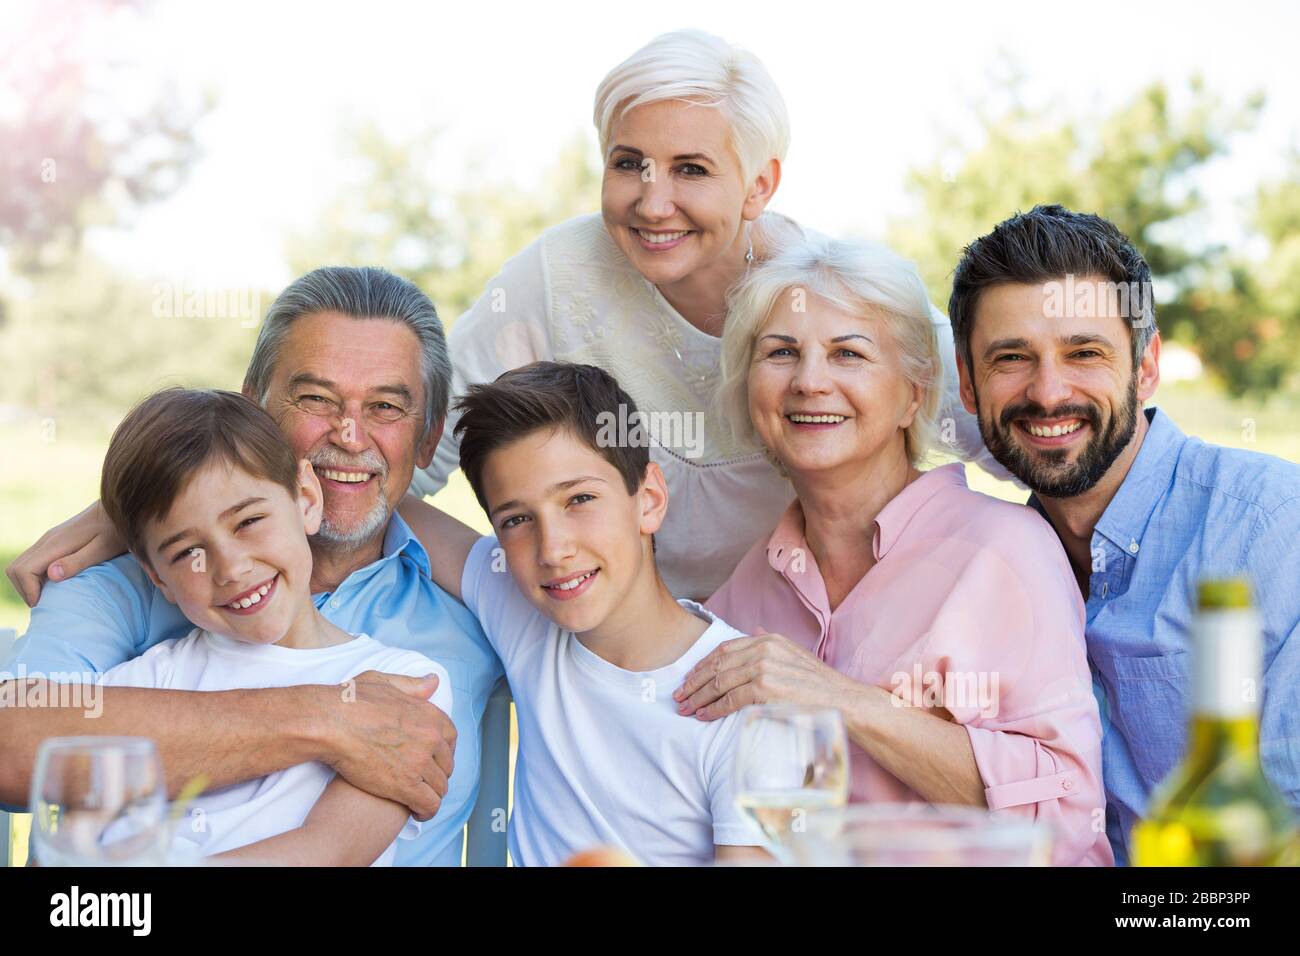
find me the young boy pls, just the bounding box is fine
[397,362,767,866]
[96,387,452,866]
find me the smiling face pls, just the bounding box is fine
[260,311,441,548]
[601,99,777,289]
[747,291,922,479]
[482,426,667,636]
[957,276,1160,498]
[141,459,322,644]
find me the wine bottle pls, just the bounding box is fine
[1132,578,1298,866]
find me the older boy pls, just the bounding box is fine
[398,362,768,865]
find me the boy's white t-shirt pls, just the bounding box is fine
[99,629,453,866]
[461,535,759,867]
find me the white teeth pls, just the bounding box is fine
[789,414,846,424]
[1026,421,1083,437]
[548,571,594,591]
[228,577,274,609]
[637,229,688,244]
[321,469,371,483]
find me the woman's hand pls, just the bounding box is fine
[673,629,867,720]
[5,500,127,607]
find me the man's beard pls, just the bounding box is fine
[976,374,1139,499]
[315,492,392,547]
[308,449,392,547]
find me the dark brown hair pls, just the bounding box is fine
[454,362,650,514]
[101,388,300,565]
[948,204,1157,371]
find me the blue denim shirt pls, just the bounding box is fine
[1033,407,1300,864]
[3,511,504,866]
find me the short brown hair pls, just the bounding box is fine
[101,388,300,565]
[949,204,1157,371]
[454,362,650,514]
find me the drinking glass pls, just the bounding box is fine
[734,705,849,862]
[787,802,1053,866]
[29,736,171,866]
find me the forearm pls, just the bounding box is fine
[214,776,407,866]
[841,686,987,807]
[0,681,329,804]
[715,844,774,864]
[211,824,362,867]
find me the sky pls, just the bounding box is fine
[7,0,1300,290]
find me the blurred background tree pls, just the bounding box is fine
[1186,154,1300,395]
[0,0,210,272]
[286,125,601,328]
[0,0,226,428]
[887,78,1299,398]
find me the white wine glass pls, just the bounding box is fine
[29,736,171,867]
[787,802,1053,866]
[733,704,849,863]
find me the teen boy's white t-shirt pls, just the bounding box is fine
[99,629,453,866]
[461,535,758,866]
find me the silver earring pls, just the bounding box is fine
[745,239,755,265]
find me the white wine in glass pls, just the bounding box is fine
[734,705,849,859]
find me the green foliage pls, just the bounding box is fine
[0,0,229,424]
[287,124,602,328]
[0,252,262,427]
[888,79,1298,397]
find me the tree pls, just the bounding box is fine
[887,78,1298,396]
[286,123,601,327]
[0,0,210,273]
[1179,157,1300,396]
[0,0,220,424]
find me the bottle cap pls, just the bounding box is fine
[1198,577,1252,610]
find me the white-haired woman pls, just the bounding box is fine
[407,29,1002,599]
[673,234,1113,865]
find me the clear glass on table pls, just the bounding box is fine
[786,802,1053,866]
[733,704,849,863]
[29,736,172,867]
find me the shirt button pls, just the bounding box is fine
[1128,540,1140,554]
[1062,779,1074,791]
[330,598,341,610]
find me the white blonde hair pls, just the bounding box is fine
[719,233,944,467]
[592,29,790,184]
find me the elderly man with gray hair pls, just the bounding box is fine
[1,267,503,867]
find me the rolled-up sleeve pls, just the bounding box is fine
[962,693,1111,865]
[931,508,1113,866]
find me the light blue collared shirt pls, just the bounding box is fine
[1035,406,1300,864]
[3,512,504,867]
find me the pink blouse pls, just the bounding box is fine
[706,463,1113,866]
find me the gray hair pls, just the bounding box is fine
[243,266,451,439]
[720,233,943,467]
